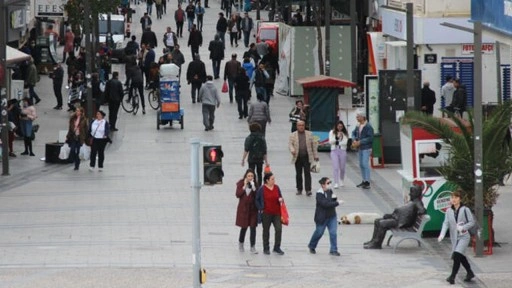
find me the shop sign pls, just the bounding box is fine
[35,0,66,17]
[461,43,495,54]
[424,54,437,64]
[433,190,452,213]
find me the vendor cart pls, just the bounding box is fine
[157,64,184,130]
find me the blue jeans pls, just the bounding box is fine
[308,215,338,252]
[243,30,250,47]
[69,139,81,169]
[212,60,221,79]
[146,3,152,15]
[255,86,267,103]
[187,17,194,31]
[217,31,226,44]
[227,78,235,102]
[359,148,372,182]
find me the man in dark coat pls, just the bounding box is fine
[208,34,225,79]
[216,12,228,44]
[447,79,467,118]
[224,53,242,103]
[49,63,64,110]
[141,26,158,49]
[127,65,146,114]
[105,72,124,131]
[364,184,426,249]
[421,81,436,115]
[186,54,207,103]
[171,44,185,80]
[187,24,203,58]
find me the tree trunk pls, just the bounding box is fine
[316,2,324,75]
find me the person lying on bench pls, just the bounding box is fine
[364,184,426,249]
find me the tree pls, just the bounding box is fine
[403,105,512,208]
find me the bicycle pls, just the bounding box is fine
[147,85,161,110]
[122,86,140,115]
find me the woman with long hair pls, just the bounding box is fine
[438,189,476,284]
[255,172,284,255]
[235,169,259,254]
[66,107,88,170]
[19,98,37,156]
[89,110,111,171]
[328,120,349,188]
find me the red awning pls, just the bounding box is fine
[296,75,356,89]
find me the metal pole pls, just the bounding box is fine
[1,0,9,175]
[406,3,415,110]
[83,0,93,119]
[473,21,484,257]
[350,0,357,83]
[325,0,330,76]
[496,41,502,104]
[190,138,202,287]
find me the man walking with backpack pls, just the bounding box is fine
[242,122,268,186]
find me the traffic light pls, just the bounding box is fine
[203,145,224,185]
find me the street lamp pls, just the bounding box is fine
[440,21,484,257]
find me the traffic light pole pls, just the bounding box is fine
[190,138,202,288]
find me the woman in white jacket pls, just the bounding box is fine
[328,121,348,188]
[438,189,476,284]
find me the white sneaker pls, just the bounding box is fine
[88,167,94,172]
[98,168,103,172]
[334,183,339,189]
[339,180,344,187]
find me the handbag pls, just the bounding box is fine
[310,161,320,173]
[221,80,228,93]
[59,143,71,160]
[280,201,289,226]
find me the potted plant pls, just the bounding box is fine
[403,103,512,245]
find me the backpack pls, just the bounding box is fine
[463,208,481,238]
[250,135,266,162]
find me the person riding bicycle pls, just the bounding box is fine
[148,62,161,90]
[127,65,146,114]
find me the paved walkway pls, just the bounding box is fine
[1,1,512,287]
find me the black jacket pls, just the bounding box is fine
[105,78,124,103]
[421,86,436,114]
[186,59,207,84]
[451,85,467,111]
[188,30,203,47]
[208,39,225,60]
[216,17,228,32]
[141,30,158,48]
[314,189,339,224]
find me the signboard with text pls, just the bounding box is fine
[35,0,66,17]
[461,43,495,55]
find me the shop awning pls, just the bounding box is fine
[6,46,31,66]
[295,75,356,89]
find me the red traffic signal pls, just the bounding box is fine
[203,145,224,185]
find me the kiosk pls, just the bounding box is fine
[296,75,356,151]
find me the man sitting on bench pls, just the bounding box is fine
[364,184,426,249]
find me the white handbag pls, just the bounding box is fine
[59,143,71,160]
[310,161,321,173]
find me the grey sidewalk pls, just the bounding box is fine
[1,0,512,287]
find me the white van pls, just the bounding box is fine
[98,14,127,49]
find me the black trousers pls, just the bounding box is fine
[236,90,249,117]
[295,154,311,192]
[262,213,282,251]
[108,101,121,129]
[130,81,145,109]
[239,226,256,246]
[450,251,473,279]
[176,21,184,37]
[248,161,263,187]
[53,83,63,107]
[90,138,108,168]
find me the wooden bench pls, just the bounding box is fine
[386,214,431,253]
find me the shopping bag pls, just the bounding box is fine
[264,164,272,174]
[59,143,71,160]
[310,161,321,173]
[79,145,91,161]
[280,201,289,226]
[221,81,228,93]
